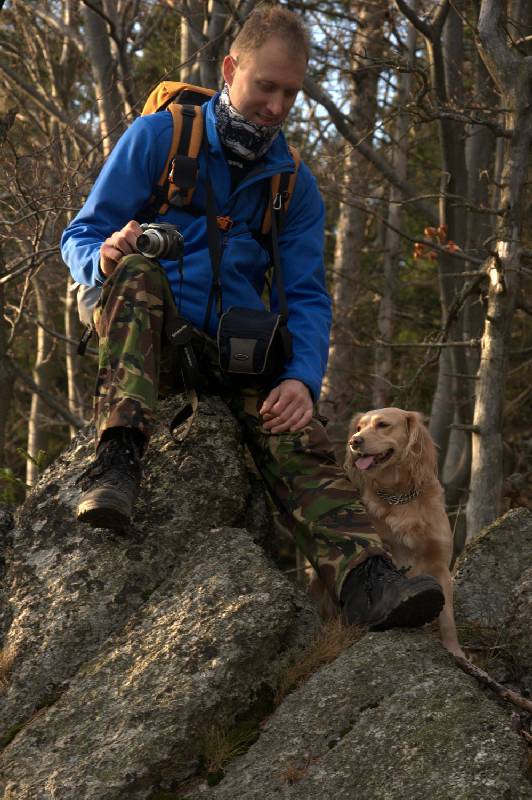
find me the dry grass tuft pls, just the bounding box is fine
[275,616,363,705]
[0,644,16,693]
[456,620,520,676]
[201,722,258,778]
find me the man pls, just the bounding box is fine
[61,6,444,631]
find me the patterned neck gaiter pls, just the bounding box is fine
[215,84,282,161]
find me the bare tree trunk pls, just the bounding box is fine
[443,37,498,532]
[26,277,54,487]
[80,0,126,156]
[0,110,17,465]
[64,276,85,439]
[466,0,532,537]
[0,254,13,466]
[373,9,418,408]
[181,0,203,84]
[426,7,471,464]
[103,0,135,116]
[320,3,386,451]
[199,0,228,89]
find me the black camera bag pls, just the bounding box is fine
[217,307,292,377]
[204,153,293,382]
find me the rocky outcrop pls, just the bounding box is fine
[505,565,532,695]
[0,401,530,799]
[192,630,531,800]
[453,507,532,628]
[0,397,318,798]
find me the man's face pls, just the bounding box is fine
[222,36,307,127]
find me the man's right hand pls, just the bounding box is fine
[100,220,144,277]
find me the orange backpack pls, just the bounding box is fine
[141,81,300,233]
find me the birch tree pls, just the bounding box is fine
[466,0,532,536]
[373,7,418,408]
[320,1,387,449]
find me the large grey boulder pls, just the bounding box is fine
[1,526,307,799]
[192,630,531,800]
[505,565,532,694]
[453,507,532,628]
[0,396,317,799]
[0,503,14,641]
[1,396,530,800]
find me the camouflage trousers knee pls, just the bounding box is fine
[92,254,387,601]
[93,253,178,441]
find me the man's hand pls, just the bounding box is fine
[260,379,313,433]
[100,220,144,277]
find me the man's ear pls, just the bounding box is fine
[222,54,236,86]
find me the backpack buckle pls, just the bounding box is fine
[169,155,198,189]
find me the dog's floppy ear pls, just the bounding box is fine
[405,411,438,485]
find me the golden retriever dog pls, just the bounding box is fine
[344,407,464,658]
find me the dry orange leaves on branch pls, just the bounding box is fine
[413,224,461,260]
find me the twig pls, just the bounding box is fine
[8,305,98,355]
[372,339,480,348]
[454,655,532,714]
[3,356,86,429]
[0,249,59,285]
[449,423,481,433]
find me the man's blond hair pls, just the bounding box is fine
[231,6,310,63]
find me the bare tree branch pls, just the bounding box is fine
[303,75,439,225]
[32,7,85,53]
[0,64,93,146]
[4,355,86,429]
[454,655,532,714]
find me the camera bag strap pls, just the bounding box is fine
[203,167,291,332]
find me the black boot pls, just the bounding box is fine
[76,428,143,530]
[341,556,444,630]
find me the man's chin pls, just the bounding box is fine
[255,115,281,127]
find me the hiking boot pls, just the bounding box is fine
[76,429,143,530]
[341,555,444,630]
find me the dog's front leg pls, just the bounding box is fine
[431,566,464,658]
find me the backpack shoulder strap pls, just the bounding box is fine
[149,102,204,216]
[261,145,301,236]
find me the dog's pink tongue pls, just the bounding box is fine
[356,455,376,470]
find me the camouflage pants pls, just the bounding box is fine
[93,254,386,601]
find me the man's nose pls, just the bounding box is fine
[266,92,284,117]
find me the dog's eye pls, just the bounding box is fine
[355,425,361,432]
[376,421,389,428]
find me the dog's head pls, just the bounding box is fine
[346,407,437,484]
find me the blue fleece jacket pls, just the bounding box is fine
[61,94,332,400]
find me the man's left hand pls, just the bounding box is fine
[260,379,313,433]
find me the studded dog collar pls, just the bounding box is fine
[375,487,421,505]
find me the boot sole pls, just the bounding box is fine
[77,500,131,531]
[369,586,444,632]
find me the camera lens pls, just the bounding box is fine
[136,224,183,260]
[137,230,165,258]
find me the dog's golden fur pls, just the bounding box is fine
[344,407,464,657]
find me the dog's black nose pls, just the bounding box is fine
[351,435,364,449]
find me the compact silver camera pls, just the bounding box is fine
[136,223,184,261]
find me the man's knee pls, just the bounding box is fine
[112,253,167,287]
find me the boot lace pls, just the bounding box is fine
[355,556,410,602]
[76,438,141,491]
